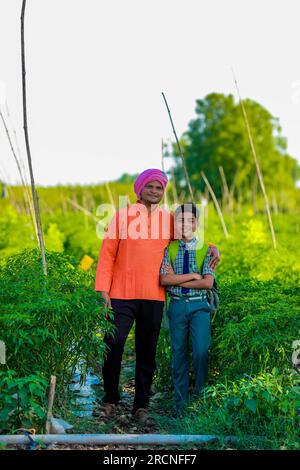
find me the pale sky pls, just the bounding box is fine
[0,0,299,186]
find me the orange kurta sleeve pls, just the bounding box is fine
[95,211,120,293]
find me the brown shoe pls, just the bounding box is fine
[132,408,155,426]
[95,403,117,418]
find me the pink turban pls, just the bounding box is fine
[134,168,168,199]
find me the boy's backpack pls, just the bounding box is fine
[168,240,220,320]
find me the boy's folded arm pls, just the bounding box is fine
[159,273,197,286]
[178,274,214,290]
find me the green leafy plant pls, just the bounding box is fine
[0,370,48,432]
[0,248,114,388]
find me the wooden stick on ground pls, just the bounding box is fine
[45,375,56,434]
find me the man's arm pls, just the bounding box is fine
[95,211,121,311]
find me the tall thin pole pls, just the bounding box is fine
[21,0,47,274]
[105,181,116,212]
[161,138,169,207]
[171,167,178,205]
[219,165,230,210]
[161,92,194,200]
[232,68,277,249]
[201,171,229,239]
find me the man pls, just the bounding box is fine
[160,202,216,416]
[95,168,220,423]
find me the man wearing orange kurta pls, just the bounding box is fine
[95,169,219,423]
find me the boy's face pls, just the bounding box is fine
[175,211,198,239]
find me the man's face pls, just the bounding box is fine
[140,180,164,205]
[175,211,198,239]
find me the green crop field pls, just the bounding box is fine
[0,179,299,449]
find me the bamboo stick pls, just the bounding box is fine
[21,0,47,274]
[45,375,56,434]
[161,92,194,200]
[105,181,116,212]
[0,108,37,234]
[237,187,243,215]
[203,188,209,231]
[171,167,178,205]
[82,192,89,228]
[5,101,36,217]
[271,191,279,215]
[201,171,229,239]
[5,102,23,164]
[60,189,68,216]
[228,169,239,221]
[232,69,277,249]
[251,174,258,214]
[219,165,230,211]
[178,190,185,204]
[66,198,103,224]
[161,138,169,207]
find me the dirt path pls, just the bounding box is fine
[42,332,178,450]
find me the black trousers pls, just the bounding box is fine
[102,298,164,414]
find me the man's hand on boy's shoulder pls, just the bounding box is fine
[208,244,221,270]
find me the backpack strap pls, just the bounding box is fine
[168,240,180,267]
[168,239,209,272]
[195,241,210,273]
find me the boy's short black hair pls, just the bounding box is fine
[174,201,199,220]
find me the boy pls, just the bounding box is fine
[159,202,216,416]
